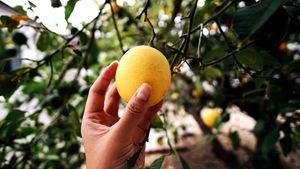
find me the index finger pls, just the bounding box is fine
[84,61,118,116]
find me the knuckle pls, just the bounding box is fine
[90,85,106,95]
[127,103,142,116]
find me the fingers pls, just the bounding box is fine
[132,101,163,145]
[113,83,152,141]
[104,83,120,118]
[84,61,118,118]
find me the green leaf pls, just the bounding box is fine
[280,136,292,156]
[259,50,280,67]
[179,154,190,169]
[229,131,240,150]
[252,120,265,136]
[261,128,279,157]
[236,48,263,71]
[233,0,284,39]
[65,0,78,21]
[149,155,166,169]
[51,0,62,8]
[37,32,57,51]
[0,110,26,139]
[0,16,19,32]
[68,104,81,137]
[151,115,164,129]
[28,1,37,8]
[0,73,19,100]
[23,81,46,94]
[203,66,223,81]
[203,46,227,64]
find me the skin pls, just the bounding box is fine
[81,61,163,169]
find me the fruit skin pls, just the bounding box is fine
[116,45,171,106]
[200,108,221,128]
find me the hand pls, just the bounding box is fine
[81,61,163,169]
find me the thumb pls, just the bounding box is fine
[114,83,152,140]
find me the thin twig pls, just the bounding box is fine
[215,18,232,49]
[204,40,255,67]
[197,24,203,64]
[136,0,156,46]
[0,57,40,62]
[180,0,234,37]
[47,59,53,87]
[54,55,78,87]
[182,0,199,56]
[170,39,186,71]
[145,15,156,46]
[17,23,67,40]
[136,0,151,19]
[110,2,125,53]
[17,2,108,79]
[73,3,107,82]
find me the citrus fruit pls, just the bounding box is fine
[200,108,221,127]
[115,45,171,106]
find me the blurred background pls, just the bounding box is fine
[0,0,300,168]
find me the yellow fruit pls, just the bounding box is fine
[116,45,171,106]
[200,108,221,127]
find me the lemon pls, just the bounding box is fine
[116,45,171,106]
[200,108,221,128]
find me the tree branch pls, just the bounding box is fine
[110,2,125,53]
[17,2,108,80]
[204,40,255,67]
[180,0,234,38]
[136,0,156,46]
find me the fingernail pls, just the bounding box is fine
[136,83,151,101]
[110,60,118,66]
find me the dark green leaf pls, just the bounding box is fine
[0,110,26,139]
[203,66,222,81]
[12,32,27,45]
[28,1,37,8]
[37,32,57,51]
[0,16,19,32]
[51,0,62,8]
[149,155,165,169]
[252,120,265,136]
[179,154,190,169]
[261,128,279,157]
[233,0,284,39]
[23,81,47,94]
[0,73,19,100]
[259,50,280,67]
[280,136,292,156]
[18,126,39,137]
[229,131,240,150]
[203,46,227,64]
[68,104,81,137]
[151,115,164,129]
[236,48,263,71]
[65,0,78,21]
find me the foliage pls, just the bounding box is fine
[0,0,300,168]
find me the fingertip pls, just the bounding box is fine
[135,83,152,102]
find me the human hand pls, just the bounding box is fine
[81,61,163,169]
